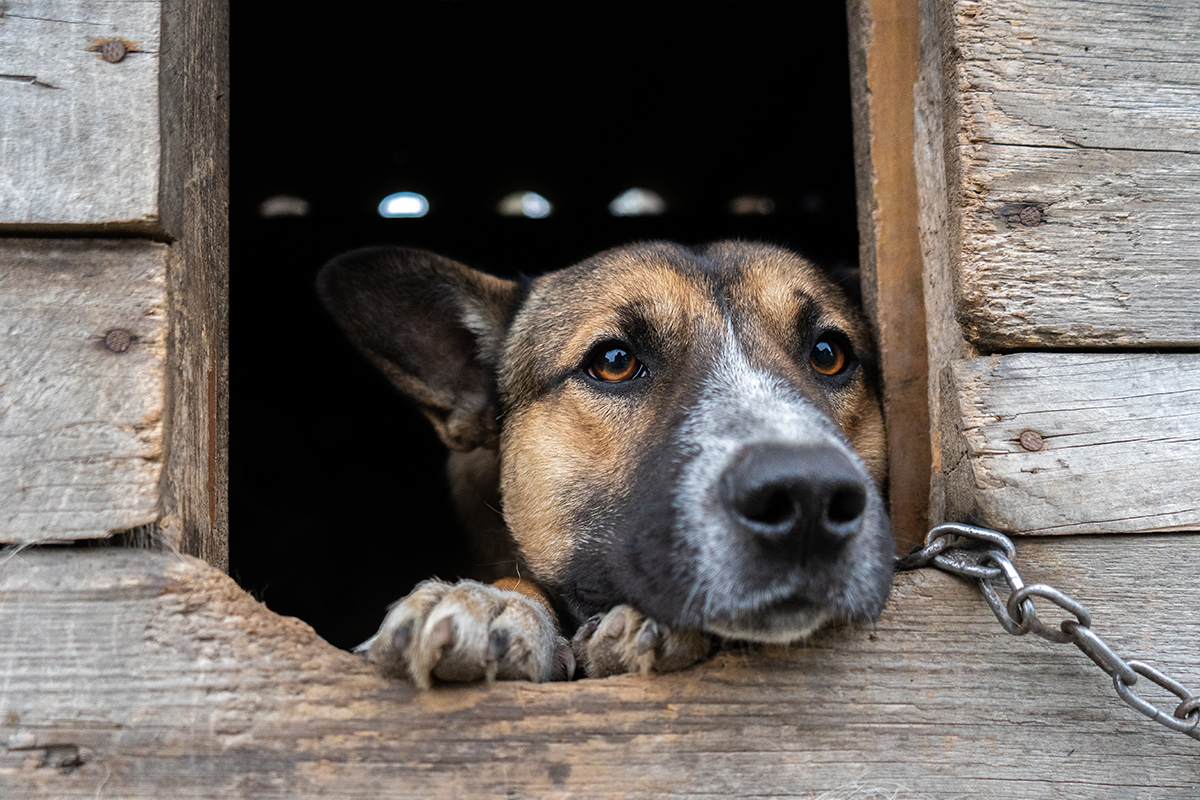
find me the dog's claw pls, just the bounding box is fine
[487,628,510,662]
[572,605,713,678]
[554,641,577,681]
[391,621,413,653]
[362,579,569,687]
[428,616,455,649]
[600,611,627,640]
[575,614,602,642]
[636,621,661,655]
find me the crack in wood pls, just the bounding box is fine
[5,13,104,26]
[0,73,59,89]
[988,139,1200,158]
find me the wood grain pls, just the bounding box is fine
[0,1,161,228]
[953,0,1200,153]
[1,543,1196,799]
[847,0,932,552]
[916,0,979,527]
[957,145,1200,349]
[0,240,166,541]
[939,0,1200,348]
[941,352,1200,534]
[157,0,229,569]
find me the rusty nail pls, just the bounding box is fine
[1019,206,1043,227]
[105,329,132,353]
[1019,430,1044,452]
[101,38,128,63]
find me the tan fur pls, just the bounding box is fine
[556,267,717,369]
[499,262,728,582]
[492,576,556,616]
[571,605,713,678]
[357,579,573,688]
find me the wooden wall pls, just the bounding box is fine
[914,0,1200,533]
[0,0,229,565]
[848,0,932,553]
[0,242,167,539]
[0,1,162,229]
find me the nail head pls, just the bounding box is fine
[101,39,127,63]
[1019,206,1043,227]
[1019,430,1044,452]
[105,329,132,353]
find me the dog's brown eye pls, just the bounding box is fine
[588,346,642,382]
[810,338,847,376]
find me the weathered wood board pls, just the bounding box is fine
[915,0,1200,529]
[847,0,932,551]
[157,0,230,569]
[957,146,1200,349]
[0,240,166,541]
[1,542,1197,799]
[953,0,1200,153]
[939,352,1200,534]
[935,0,1200,348]
[0,1,162,229]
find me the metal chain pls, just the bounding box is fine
[896,522,1200,742]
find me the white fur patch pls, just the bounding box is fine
[671,324,885,641]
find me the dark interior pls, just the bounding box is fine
[232,6,861,650]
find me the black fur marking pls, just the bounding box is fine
[558,429,695,626]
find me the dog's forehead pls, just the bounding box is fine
[512,241,857,350]
[529,242,715,312]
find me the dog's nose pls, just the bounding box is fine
[720,443,868,554]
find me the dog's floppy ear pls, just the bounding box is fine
[317,247,519,451]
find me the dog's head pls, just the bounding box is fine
[319,242,893,642]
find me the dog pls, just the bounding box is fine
[318,241,893,687]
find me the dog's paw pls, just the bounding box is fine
[571,605,713,678]
[357,579,575,688]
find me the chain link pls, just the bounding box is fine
[897,522,1200,742]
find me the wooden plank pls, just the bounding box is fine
[940,352,1200,535]
[958,145,1200,349]
[1,544,1197,799]
[0,240,166,541]
[936,0,1200,348]
[0,1,161,229]
[916,0,979,527]
[156,0,229,569]
[847,0,932,552]
[953,0,1200,153]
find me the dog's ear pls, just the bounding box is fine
[317,247,519,451]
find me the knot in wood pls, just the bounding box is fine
[105,329,132,353]
[101,38,128,64]
[1018,430,1044,452]
[1019,205,1043,227]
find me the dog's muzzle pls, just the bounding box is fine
[647,331,894,642]
[686,437,891,644]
